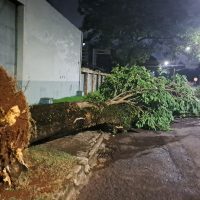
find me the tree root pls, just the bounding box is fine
[0,66,30,186]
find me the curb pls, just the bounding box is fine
[56,133,110,200]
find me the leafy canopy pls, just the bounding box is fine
[79,0,192,65]
[86,66,200,130]
[177,28,200,62]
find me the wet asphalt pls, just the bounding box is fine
[77,119,200,200]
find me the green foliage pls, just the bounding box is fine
[88,66,200,131]
[101,104,138,129]
[85,91,105,103]
[195,87,200,99]
[177,28,200,62]
[99,66,153,98]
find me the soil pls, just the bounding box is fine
[0,145,77,200]
[0,66,30,184]
[77,118,200,200]
[0,131,104,200]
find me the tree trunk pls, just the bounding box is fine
[30,100,131,143]
[30,102,101,143]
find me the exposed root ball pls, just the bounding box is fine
[0,66,30,186]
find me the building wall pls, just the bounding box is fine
[0,0,16,75]
[18,0,82,104]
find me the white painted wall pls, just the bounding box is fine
[0,0,16,75]
[18,0,82,104]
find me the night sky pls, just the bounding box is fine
[47,0,200,70]
[48,0,82,27]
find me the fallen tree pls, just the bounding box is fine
[86,66,200,130]
[0,67,128,186]
[30,66,200,142]
[1,65,200,186]
[0,67,30,186]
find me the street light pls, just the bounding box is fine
[185,46,191,52]
[83,42,86,46]
[164,61,170,66]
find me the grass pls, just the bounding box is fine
[53,96,85,103]
[0,146,77,200]
[20,146,76,198]
[26,145,77,168]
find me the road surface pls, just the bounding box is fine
[77,118,200,200]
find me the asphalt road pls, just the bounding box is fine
[77,118,200,200]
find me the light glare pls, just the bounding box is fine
[164,61,169,66]
[185,46,191,52]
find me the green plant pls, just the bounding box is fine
[195,87,200,99]
[85,91,105,103]
[87,66,200,131]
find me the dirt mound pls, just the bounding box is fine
[0,66,30,186]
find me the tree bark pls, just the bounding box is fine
[30,100,131,143]
[30,102,101,143]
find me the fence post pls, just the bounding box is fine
[84,73,88,95]
[92,73,95,92]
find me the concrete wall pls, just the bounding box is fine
[18,0,82,104]
[0,0,16,75]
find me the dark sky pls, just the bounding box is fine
[48,0,83,28]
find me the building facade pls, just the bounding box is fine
[0,0,82,104]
